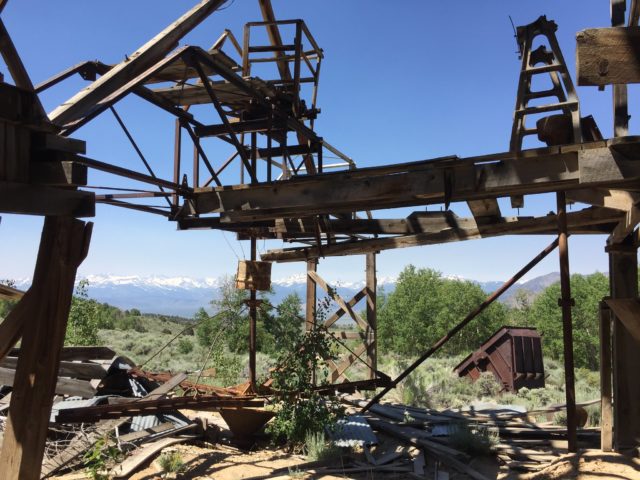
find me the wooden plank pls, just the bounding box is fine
[599,303,613,451]
[0,368,96,399]
[0,289,36,361]
[0,282,24,300]
[30,161,88,187]
[144,372,188,400]
[366,253,377,379]
[577,27,640,86]
[308,271,368,330]
[0,216,93,480]
[567,188,639,211]
[195,146,640,220]
[0,181,95,217]
[324,288,367,329]
[9,346,115,362]
[0,19,47,120]
[607,236,640,451]
[49,0,227,127]
[40,419,126,477]
[604,298,640,342]
[111,436,192,479]
[261,207,621,262]
[0,357,106,381]
[467,199,501,218]
[610,205,640,243]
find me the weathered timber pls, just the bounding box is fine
[30,160,88,186]
[261,207,620,262]
[0,283,23,300]
[608,234,640,451]
[193,144,640,219]
[0,217,92,480]
[605,298,640,342]
[55,395,265,423]
[568,188,640,211]
[308,271,368,330]
[49,0,227,127]
[600,302,613,451]
[610,205,640,242]
[0,290,37,361]
[9,346,115,362]
[0,367,96,398]
[0,181,95,216]
[0,357,105,381]
[577,27,640,86]
[111,436,195,479]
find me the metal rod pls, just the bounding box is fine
[110,107,172,207]
[557,190,577,452]
[361,236,560,412]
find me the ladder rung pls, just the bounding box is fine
[524,89,563,100]
[521,129,538,137]
[516,101,578,116]
[524,64,564,75]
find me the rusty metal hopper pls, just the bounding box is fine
[454,326,545,392]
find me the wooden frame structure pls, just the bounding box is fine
[1,0,640,477]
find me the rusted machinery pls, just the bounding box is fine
[454,326,545,392]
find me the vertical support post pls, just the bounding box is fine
[192,143,199,189]
[306,258,317,385]
[293,21,302,116]
[608,235,639,451]
[599,301,613,452]
[612,0,629,137]
[556,191,577,452]
[248,238,257,391]
[172,119,181,207]
[366,252,377,379]
[0,216,92,480]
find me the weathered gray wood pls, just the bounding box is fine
[0,357,106,381]
[111,436,192,479]
[610,205,640,243]
[577,27,640,86]
[608,235,640,451]
[0,217,92,480]
[599,302,613,452]
[49,0,227,127]
[9,346,115,362]
[194,145,640,220]
[605,298,640,342]
[308,271,368,330]
[0,181,95,216]
[261,208,621,262]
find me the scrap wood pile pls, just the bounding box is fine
[0,346,268,478]
[342,395,601,480]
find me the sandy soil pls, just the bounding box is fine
[515,450,640,480]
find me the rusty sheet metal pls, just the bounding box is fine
[454,326,545,392]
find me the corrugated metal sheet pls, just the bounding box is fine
[329,414,377,447]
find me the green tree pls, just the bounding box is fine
[528,272,608,370]
[265,292,304,353]
[378,266,506,356]
[66,279,99,346]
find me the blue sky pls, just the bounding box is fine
[0,0,630,283]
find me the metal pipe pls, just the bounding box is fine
[557,190,577,452]
[361,236,560,412]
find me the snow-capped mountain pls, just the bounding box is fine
[11,272,560,318]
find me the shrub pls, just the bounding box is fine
[449,422,498,456]
[158,451,184,474]
[177,338,194,355]
[161,328,172,335]
[304,432,342,463]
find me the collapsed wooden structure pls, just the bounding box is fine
[0,0,639,477]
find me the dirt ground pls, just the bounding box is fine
[53,410,640,480]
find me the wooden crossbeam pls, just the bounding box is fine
[192,143,640,220]
[610,204,640,242]
[308,271,368,330]
[330,343,368,383]
[324,287,367,329]
[0,181,95,216]
[49,0,227,127]
[262,207,621,262]
[577,27,640,86]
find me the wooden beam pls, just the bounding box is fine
[0,357,106,381]
[567,188,639,211]
[0,19,47,120]
[0,283,23,300]
[261,207,621,262]
[308,271,368,330]
[194,143,640,220]
[610,204,640,243]
[9,345,115,361]
[0,289,36,361]
[30,161,88,187]
[607,234,640,451]
[324,288,367,329]
[366,252,377,380]
[0,367,96,398]
[577,27,640,86]
[0,216,92,480]
[605,298,640,342]
[0,181,95,216]
[599,302,613,451]
[49,0,226,127]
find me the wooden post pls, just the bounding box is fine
[366,253,377,380]
[599,301,613,451]
[608,234,639,451]
[248,237,257,390]
[556,191,578,453]
[306,258,317,385]
[612,0,629,137]
[0,216,92,480]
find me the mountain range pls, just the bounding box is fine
[12,272,562,317]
